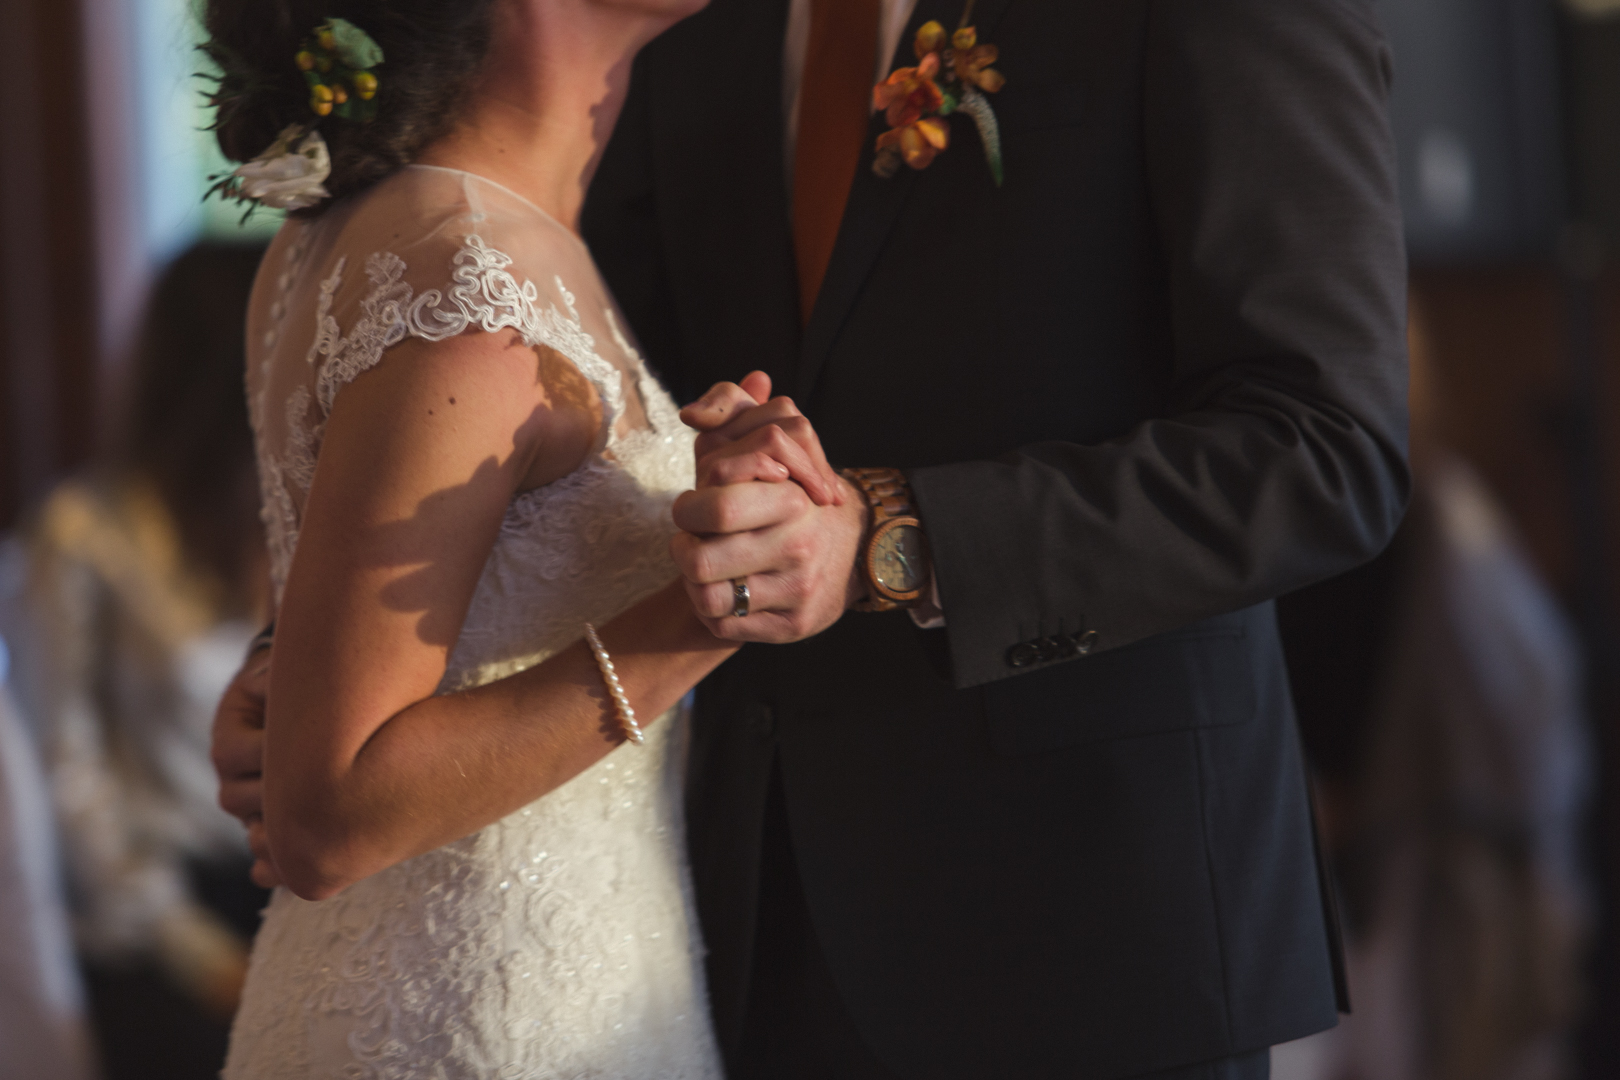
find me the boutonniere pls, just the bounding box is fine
[872,2,1005,185]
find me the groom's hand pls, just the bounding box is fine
[679,373,845,507]
[671,431,866,644]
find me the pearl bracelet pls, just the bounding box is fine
[583,623,645,746]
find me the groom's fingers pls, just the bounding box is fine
[697,423,835,505]
[673,480,809,537]
[680,378,844,507]
[683,570,792,621]
[683,574,828,643]
[695,404,842,506]
[670,512,811,584]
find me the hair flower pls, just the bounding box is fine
[300,17,384,121]
[870,4,1005,185]
[227,125,332,211]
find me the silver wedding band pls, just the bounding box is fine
[731,578,751,618]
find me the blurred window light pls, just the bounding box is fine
[1417,127,1477,227]
[133,0,280,264]
[1566,0,1620,20]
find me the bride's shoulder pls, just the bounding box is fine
[332,165,586,278]
[294,166,611,413]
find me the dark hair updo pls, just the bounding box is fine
[204,0,499,209]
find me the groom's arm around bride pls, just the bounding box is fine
[587,0,1406,1076]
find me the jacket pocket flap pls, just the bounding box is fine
[982,627,1256,755]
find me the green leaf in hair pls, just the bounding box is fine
[328,18,384,70]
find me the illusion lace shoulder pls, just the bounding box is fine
[224,166,720,1079]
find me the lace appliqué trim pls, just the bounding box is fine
[256,236,312,596]
[307,236,625,429]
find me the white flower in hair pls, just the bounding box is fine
[233,125,332,210]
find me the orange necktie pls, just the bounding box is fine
[792,0,882,323]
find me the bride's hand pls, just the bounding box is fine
[679,372,844,506]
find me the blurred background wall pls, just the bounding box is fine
[0,0,1618,1078]
[1,3,275,1076]
[0,0,277,521]
[1393,2,1620,1074]
[1270,2,1620,1078]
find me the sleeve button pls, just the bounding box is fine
[1007,642,1039,668]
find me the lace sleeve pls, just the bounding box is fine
[306,235,624,428]
[252,167,664,605]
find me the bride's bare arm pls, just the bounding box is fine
[261,332,778,901]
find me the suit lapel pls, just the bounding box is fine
[795,0,1016,400]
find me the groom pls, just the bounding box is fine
[583,0,1406,1077]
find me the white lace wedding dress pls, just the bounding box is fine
[223,165,722,1079]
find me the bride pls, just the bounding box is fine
[205,0,839,1074]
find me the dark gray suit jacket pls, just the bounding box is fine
[583,0,1408,1075]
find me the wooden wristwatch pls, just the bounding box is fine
[841,467,931,612]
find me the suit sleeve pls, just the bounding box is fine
[907,0,1410,689]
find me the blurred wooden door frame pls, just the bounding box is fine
[0,0,146,531]
[0,0,93,529]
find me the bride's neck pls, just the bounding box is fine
[416,1,679,233]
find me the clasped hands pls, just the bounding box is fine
[671,369,868,643]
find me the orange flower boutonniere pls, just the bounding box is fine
[873,51,950,171]
[872,3,1005,185]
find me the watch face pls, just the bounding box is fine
[871,522,927,596]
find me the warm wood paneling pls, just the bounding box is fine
[1408,267,1575,588]
[0,0,100,529]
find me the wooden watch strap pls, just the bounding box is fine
[841,467,925,612]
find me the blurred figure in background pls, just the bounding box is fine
[9,242,270,1080]
[1273,305,1592,1080]
[0,630,96,1080]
